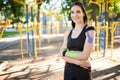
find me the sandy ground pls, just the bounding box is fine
[0,28,120,80]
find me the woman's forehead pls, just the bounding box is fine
[71,5,82,11]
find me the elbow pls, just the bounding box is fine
[83,55,89,60]
[78,53,88,60]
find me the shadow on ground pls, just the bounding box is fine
[93,65,120,80]
[0,64,119,80]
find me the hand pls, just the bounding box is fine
[79,60,90,69]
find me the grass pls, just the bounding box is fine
[3,31,19,38]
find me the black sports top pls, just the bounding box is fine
[67,24,95,51]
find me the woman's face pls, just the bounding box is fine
[71,5,85,24]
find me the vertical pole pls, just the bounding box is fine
[31,30,34,54]
[31,6,37,58]
[37,2,41,53]
[106,24,108,51]
[111,24,114,57]
[33,24,37,58]
[0,25,6,39]
[19,24,24,59]
[26,4,28,53]
[99,3,103,55]
[31,7,33,22]
[28,31,31,56]
[47,22,50,44]
[96,24,100,57]
[26,4,30,56]
[31,6,35,55]
[111,23,116,57]
[104,3,107,55]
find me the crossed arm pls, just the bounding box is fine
[60,29,95,68]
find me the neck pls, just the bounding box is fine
[74,23,86,30]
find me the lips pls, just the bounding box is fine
[72,18,80,22]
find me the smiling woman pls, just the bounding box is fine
[60,1,95,80]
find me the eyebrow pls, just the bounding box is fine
[71,10,81,12]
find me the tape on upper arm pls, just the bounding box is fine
[86,31,93,43]
[85,26,95,43]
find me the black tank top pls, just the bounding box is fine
[67,24,95,51]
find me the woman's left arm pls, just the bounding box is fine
[65,30,95,60]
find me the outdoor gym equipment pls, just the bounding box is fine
[13,0,38,59]
[89,0,116,57]
[0,20,9,39]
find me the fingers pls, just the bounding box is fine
[79,60,90,69]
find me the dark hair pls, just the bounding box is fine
[71,2,88,28]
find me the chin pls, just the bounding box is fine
[74,21,81,24]
[73,20,81,23]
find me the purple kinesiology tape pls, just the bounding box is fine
[86,32,93,43]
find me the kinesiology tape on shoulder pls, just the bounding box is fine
[66,51,78,57]
[86,31,93,43]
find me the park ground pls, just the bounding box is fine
[0,28,120,80]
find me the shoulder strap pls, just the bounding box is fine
[85,26,95,32]
[82,24,88,32]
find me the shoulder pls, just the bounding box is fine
[86,25,94,28]
[85,25,95,33]
[85,25,95,37]
[86,25,95,31]
[64,29,72,37]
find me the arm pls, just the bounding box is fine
[59,30,70,57]
[59,29,91,68]
[65,30,96,60]
[62,56,90,69]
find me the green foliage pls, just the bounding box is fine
[0,0,25,23]
[1,0,118,23]
[62,0,120,21]
[43,0,50,3]
[108,0,120,21]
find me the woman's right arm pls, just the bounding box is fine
[59,30,70,56]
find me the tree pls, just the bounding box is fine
[9,0,25,23]
[0,0,25,23]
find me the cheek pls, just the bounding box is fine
[78,13,83,17]
[71,14,74,19]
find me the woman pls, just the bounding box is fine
[60,1,95,80]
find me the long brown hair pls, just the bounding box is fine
[71,2,88,28]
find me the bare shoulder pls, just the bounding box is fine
[86,25,94,28]
[64,29,72,37]
[86,25,95,32]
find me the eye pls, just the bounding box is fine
[71,11,74,14]
[76,10,81,13]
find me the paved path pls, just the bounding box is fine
[0,35,20,50]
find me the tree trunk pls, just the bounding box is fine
[37,1,41,35]
[108,3,111,44]
[61,3,68,27]
[37,4,41,22]
[90,0,97,25]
